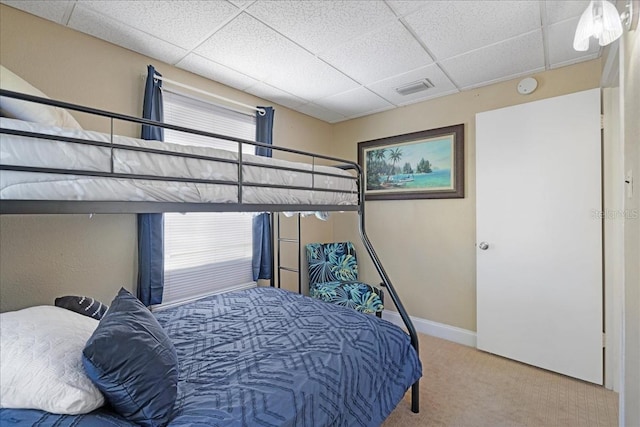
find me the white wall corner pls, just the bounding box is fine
[382,310,477,348]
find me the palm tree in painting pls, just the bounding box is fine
[366,149,388,189]
[366,150,376,168]
[374,148,387,165]
[386,148,403,182]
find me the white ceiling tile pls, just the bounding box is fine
[320,21,434,85]
[386,0,429,17]
[343,104,396,121]
[547,17,601,68]
[245,0,397,53]
[262,55,360,101]
[544,0,590,25]
[405,0,542,60]
[4,0,604,123]
[77,0,239,49]
[549,51,600,70]
[68,5,188,65]
[243,82,307,110]
[367,64,458,105]
[2,0,73,24]
[227,0,252,9]
[313,87,393,118]
[194,13,284,81]
[176,54,258,91]
[195,13,358,99]
[296,103,348,123]
[441,30,545,90]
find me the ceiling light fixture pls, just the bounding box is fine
[573,0,638,51]
[395,79,434,96]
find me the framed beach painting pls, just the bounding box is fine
[357,124,464,200]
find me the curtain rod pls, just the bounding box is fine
[153,74,266,116]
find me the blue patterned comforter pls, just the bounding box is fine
[0,287,421,426]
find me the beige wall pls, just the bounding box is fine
[331,60,602,331]
[0,5,604,336]
[0,5,334,311]
[621,26,640,427]
[0,215,137,312]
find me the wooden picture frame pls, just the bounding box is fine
[357,124,464,200]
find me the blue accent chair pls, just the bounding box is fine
[305,242,384,316]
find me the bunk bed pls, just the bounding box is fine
[0,89,421,426]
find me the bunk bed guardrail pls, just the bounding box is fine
[0,89,359,214]
[0,88,420,413]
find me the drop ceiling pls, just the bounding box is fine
[2,0,601,123]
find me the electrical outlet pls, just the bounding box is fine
[626,170,634,199]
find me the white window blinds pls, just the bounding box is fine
[163,90,255,154]
[161,90,256,306]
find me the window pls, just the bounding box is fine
[161,90,256,306]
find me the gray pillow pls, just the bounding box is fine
[54,296,109,320]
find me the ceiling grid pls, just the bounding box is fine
[2,0,601,123]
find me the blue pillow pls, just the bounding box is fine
[55,295,109,319]
[82,288,178,427]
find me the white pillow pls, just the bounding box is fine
[0,65,83,130]
[0,305,105,414]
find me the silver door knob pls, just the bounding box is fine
[478,242,489,250]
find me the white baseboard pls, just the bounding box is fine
[382,310,477,348]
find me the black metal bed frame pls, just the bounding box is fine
[0,89,420,413]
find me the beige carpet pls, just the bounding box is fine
[383,333,618,427]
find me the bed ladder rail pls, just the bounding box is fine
[358,208,420,414]
[275,213,302,293]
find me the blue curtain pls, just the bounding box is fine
[252,107,274,281]
[138,65,164,306]
[142,65,164,141]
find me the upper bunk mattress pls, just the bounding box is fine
[0,118,358,206]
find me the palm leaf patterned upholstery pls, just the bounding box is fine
[306,242,383,315]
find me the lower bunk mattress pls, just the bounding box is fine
[0,287,422,427]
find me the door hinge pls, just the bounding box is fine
[602,332,606,348]
[601,114,605,130]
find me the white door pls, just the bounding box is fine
[476,88,603,384]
